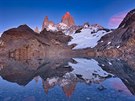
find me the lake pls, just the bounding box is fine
[0,57,135,101]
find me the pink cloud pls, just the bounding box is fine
[109,12,127,28]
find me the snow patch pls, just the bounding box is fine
[117,45,120,48]
[108,62,112,65]
[68,28,110,49]
[107,41,111,45]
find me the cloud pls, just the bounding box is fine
[109,12,127,28]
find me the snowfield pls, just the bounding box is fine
[68,27,111,49]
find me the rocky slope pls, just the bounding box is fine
[94,9,135,58]
[0,25,74,60]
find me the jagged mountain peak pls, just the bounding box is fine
[118,9,135,28]
[61,12,75,27]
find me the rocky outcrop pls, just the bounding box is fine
[61,12,75,27]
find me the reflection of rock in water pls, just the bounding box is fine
[1,56,135,96]
[95,57,135,95]
[42,75,77,97]
[0,57,73,86]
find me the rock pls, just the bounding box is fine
[34,27,39,33]
[95,9,135,58]
[42,16,55,30]
[119,9,135,28]
[61,12,75,27]
[0,24,74,60]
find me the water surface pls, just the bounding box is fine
[0,57,135,101]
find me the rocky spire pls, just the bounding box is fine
[61,12,75,27]
[42,16,55,30]
[42,16,49,30]
[34,26,39,33]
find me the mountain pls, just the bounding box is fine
[41,12,76,33]
[94,9,135,58]
[118,9,135,28]
[61,12,75,27]
[1,9,135,59]
[0,24,74,59]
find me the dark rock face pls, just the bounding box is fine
[94,9,135,58]
[61,12,75,27]
[40,29,72,44]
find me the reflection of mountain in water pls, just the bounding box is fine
[1,56,135,96]
[95,57,135,95]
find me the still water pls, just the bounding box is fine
[0,57,135,101]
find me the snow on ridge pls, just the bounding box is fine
[47,24,58,32]
[57,23,68,30]
[68,26,111,49]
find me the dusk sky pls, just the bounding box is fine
[0,0,135,34]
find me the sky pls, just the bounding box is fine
[0,0,135,34]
